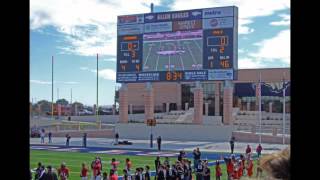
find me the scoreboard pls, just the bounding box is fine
[117,6,238,83]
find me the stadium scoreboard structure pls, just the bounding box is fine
[117,6,238,83]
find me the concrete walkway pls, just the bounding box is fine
[30,137,288,154]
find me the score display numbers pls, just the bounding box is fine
[117,6,238,83]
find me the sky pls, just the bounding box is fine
[30,0,290,106]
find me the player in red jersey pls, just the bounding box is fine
[80,163,88,180]
[215,160,222,180]
[247,159,254,177]
[92,159,102,180]
[111,158,120,174]
[125,158,132,174]
[58,162,69,180]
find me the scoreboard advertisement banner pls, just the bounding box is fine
[117,6,238,83]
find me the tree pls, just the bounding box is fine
[36,100,52,114]
[56,99,69,106]
[72,102,84,110]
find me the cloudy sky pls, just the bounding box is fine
[30,0,290,106]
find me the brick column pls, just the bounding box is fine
[176,83,182,110]
[223,81,233,125]
[119,84,128,123]
[144,83,154,123]
[58,104,62,116]
[237,98,242,109]
[205,103,209,116]
[269,102,273,113]
[185,103,189,110]
[166,102,170,114]
[112,104,116,115]
[129,104,133,114]
[214,82,220,116]
[74,104,78,116]
[193,82,203,124]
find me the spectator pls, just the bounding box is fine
[40,129,45,144]
[80,163,88,180]
[57,162,69,180]
[145,166,150,180]
[256,144,263,158]
[260,147,290,180]
[44,165,58,180]
[65,134,71,147]
[103,172,108,180]
[245,144,252,155]
[83,133,87,147]
[157,136,162,151]
[229,136,235,154]
[48,131,52,143]
[110,169,118,180]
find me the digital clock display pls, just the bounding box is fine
[166,71,183,81]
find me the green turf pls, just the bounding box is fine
[30,150,266,180]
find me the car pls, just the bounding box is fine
[30,128,40,138]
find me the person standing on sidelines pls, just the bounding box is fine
[115,133,119,145]
[256,144,263,158]
[48,131,52,143]
[245,145,252,156]
[157,136,162,151]
[83,133,87,147]
[40,129,45,144]
[229,136,235,154]
[65,134,71,147]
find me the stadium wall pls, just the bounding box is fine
[115,123,233,141]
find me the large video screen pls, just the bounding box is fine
[116,6,238,83]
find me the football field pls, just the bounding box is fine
[30,149,265,180]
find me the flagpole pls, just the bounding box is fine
[51,56,54,120]
[259,72,262,144]
[282,73,286,144]
[96,53,100,129]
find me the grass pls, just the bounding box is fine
[30,150,266,179]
